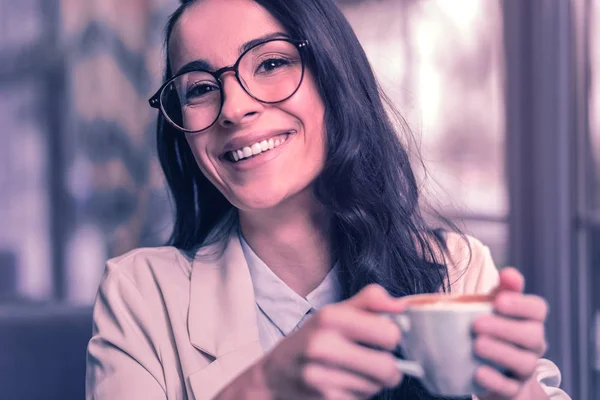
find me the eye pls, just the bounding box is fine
[256,57,293,74]
[185,81,220,103]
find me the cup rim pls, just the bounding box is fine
[400,293,494,310]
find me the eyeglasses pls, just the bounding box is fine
[149,38,309,133]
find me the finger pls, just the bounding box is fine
[496,267,525,293]
[301,363,380,398]
[474,335,539,381]
[313,306,401,351]
[304,330,402,388]
[346,284,406,314]
[493,292,549,322]
[475,364,522,399]
[473,315,547,354]
[320,390,355,400]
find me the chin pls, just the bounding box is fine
[226,181,315,213]
[229,192,288,212]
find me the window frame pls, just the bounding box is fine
[502,0,594,398]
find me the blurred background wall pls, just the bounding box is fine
[0,0,597,399]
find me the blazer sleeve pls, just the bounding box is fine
[464,239,572,400]
[85,262,167,400]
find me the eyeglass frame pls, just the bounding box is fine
[148,37,310,134]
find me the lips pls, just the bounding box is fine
[220,129,297,160]
[224,132,293,162]
[222,130,296,153]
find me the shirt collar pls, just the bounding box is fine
[239,232,342,336]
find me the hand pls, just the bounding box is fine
[256,284,405,400]
[472,268,549,400]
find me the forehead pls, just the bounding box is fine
[169,0,287,73]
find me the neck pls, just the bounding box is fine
[238,189,332,297]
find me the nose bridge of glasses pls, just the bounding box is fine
[214,65,237,81]
[215,64,249,97]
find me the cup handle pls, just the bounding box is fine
[381,313,424,377]
[394,314,411,332]
[380,313,411,332]
[394,359,425,378]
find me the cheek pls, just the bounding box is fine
[185,136,204,162]
[304,94,327,158]
[292,78,327,146]
[304,81,326,123]
[185,135,215,177]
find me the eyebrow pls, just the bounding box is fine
[173,31,290,76]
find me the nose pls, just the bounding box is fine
[217,73,263,128]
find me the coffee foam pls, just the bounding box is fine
[402,293,494,310]
[409,301,491,311]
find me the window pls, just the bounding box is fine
[341,0,508,264]
[0,0,177,304]
[0,0,56,302]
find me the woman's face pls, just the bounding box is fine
[168,0,327,211]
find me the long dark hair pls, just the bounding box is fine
[157,1,467,399]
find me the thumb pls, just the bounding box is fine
[492,267,525,294]
[347,284,407,313]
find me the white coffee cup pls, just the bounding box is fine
[385,293,496,397]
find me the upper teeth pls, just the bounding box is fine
[229,133,290,162]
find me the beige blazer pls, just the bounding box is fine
[85,232,567,400]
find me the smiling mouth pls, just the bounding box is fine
[224,131,295,163]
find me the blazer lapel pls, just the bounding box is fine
[186,232,264,400]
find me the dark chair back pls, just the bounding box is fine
[0,305,93,400]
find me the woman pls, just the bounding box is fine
[85,0,570,399]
